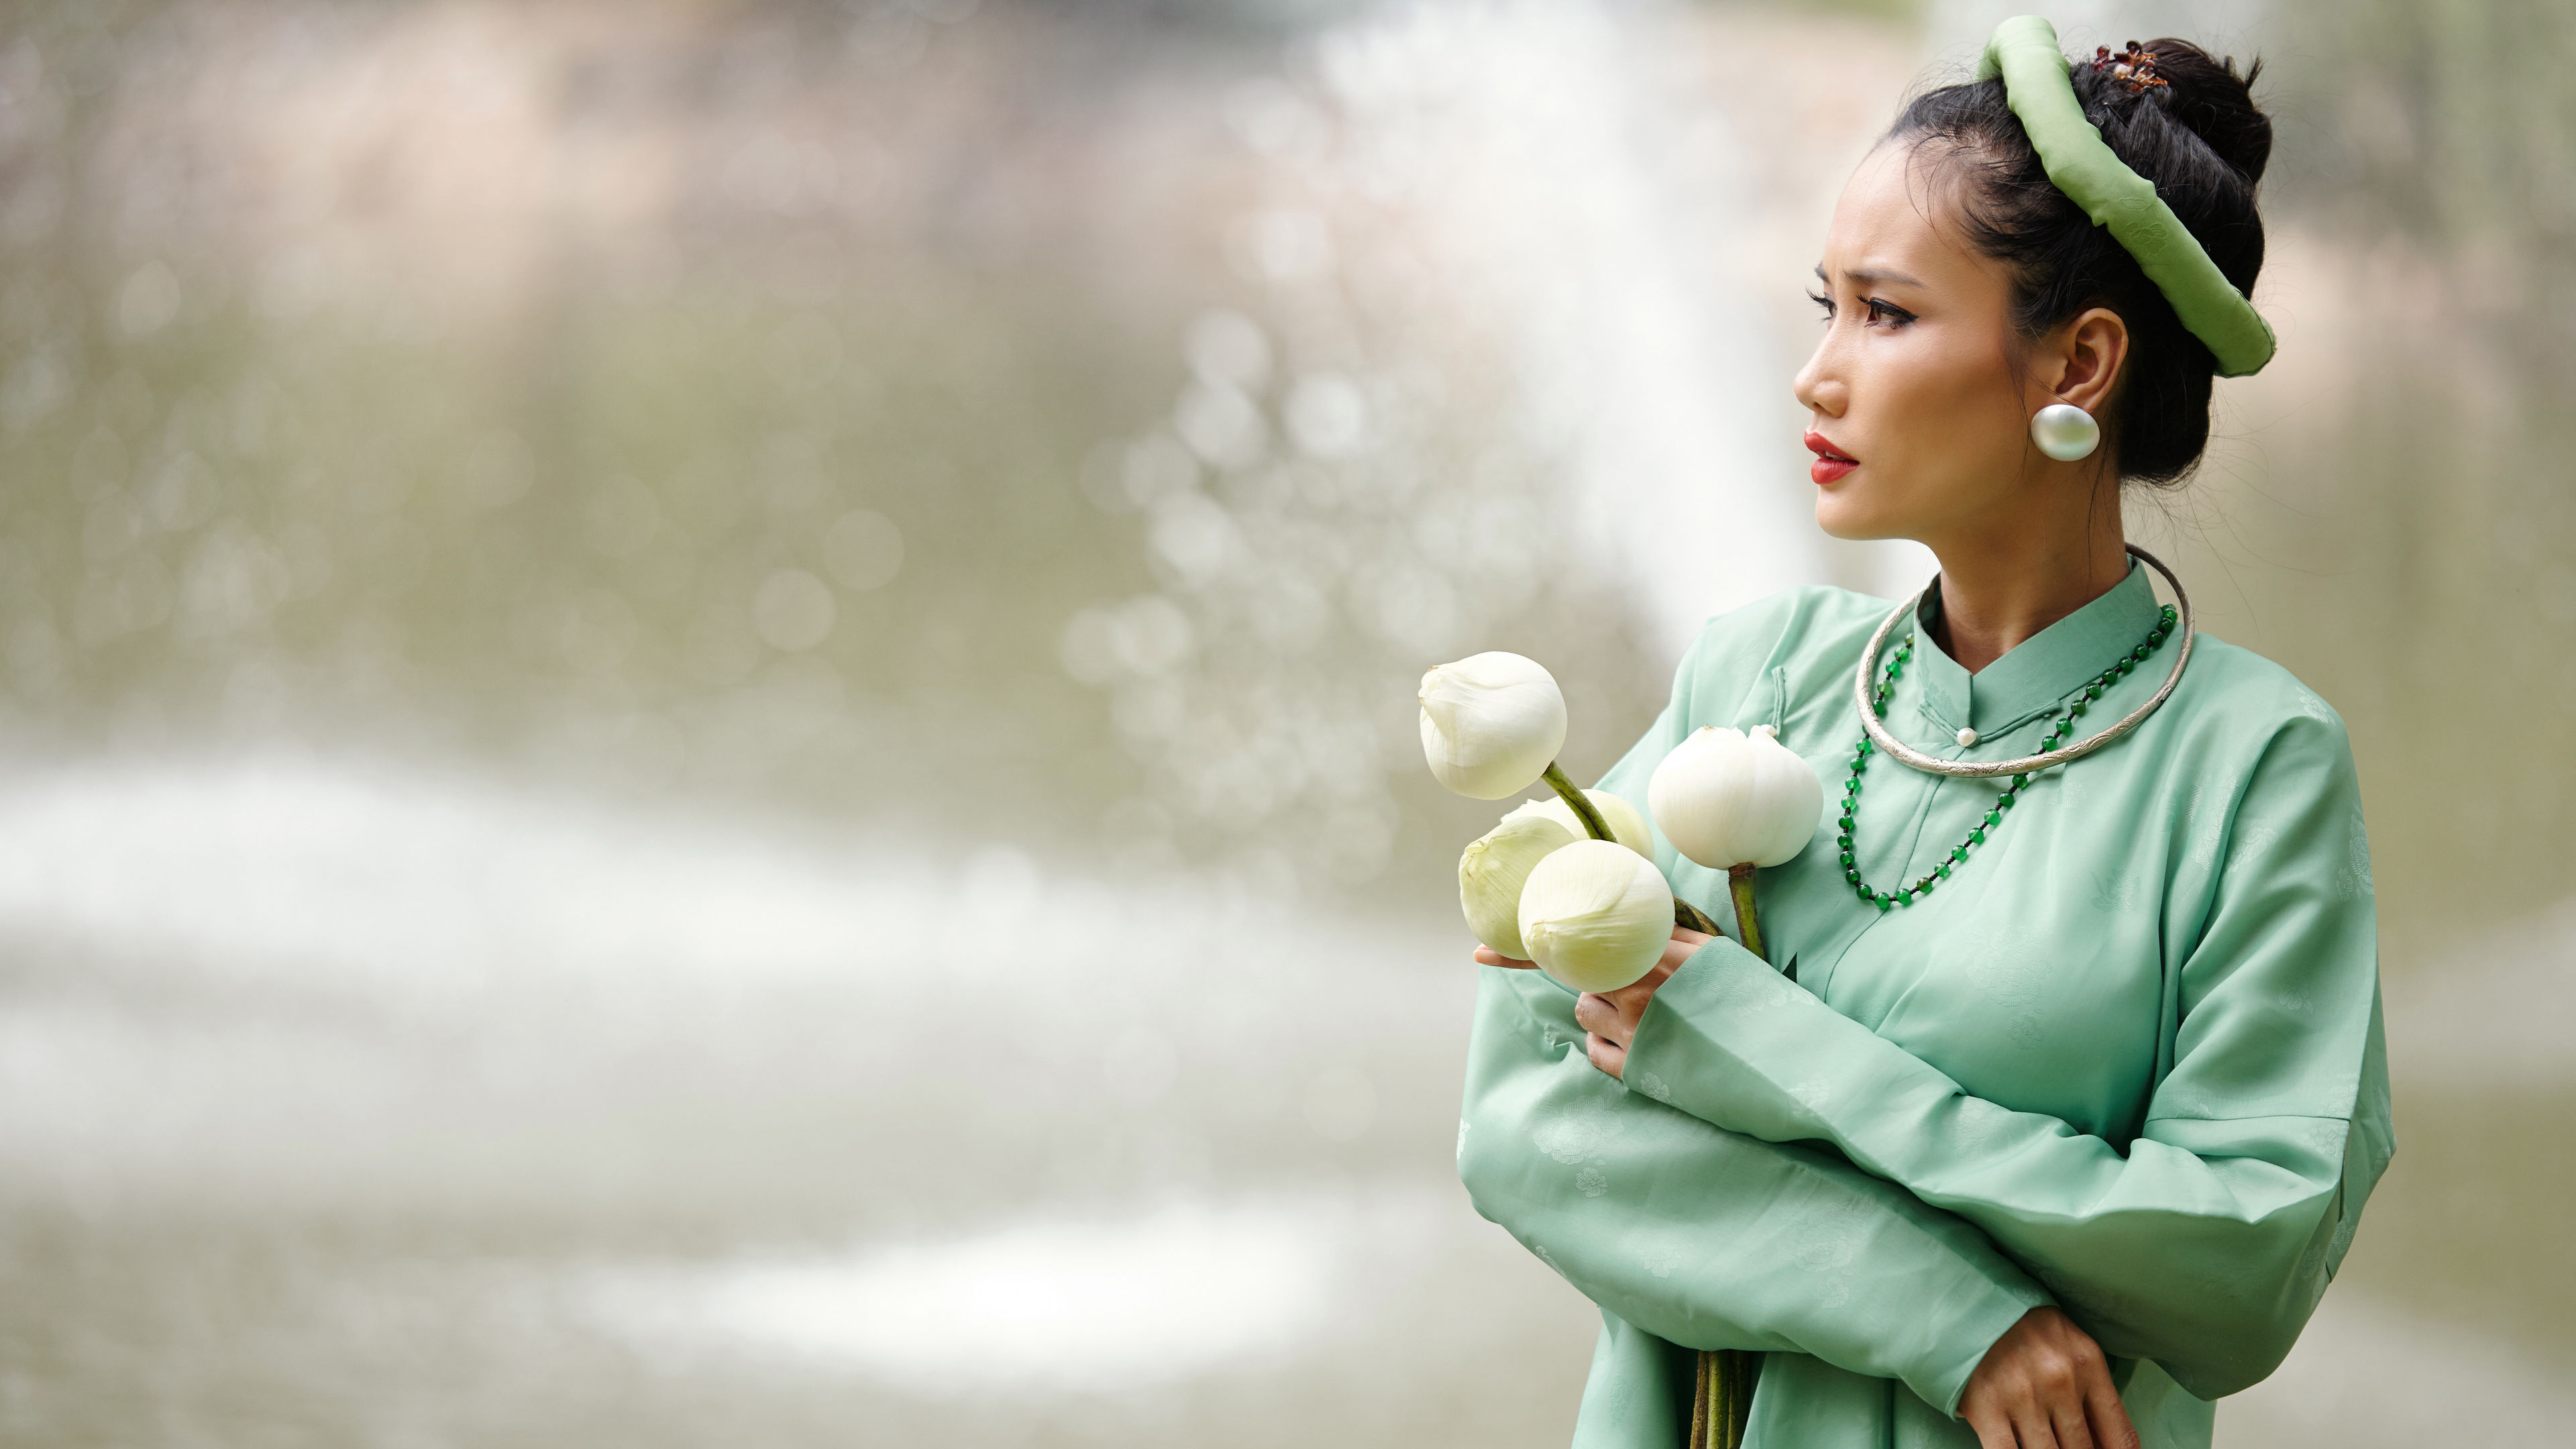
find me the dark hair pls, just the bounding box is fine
[1888,39,2269,484]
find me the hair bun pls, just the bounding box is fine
[2127,37,2271,185]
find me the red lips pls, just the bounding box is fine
[1805,430,1857,485]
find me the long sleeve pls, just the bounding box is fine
[1458,958,2053,1417]
[1620,710,2395,1401]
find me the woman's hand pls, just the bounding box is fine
[1472,925,1713,1080]
[1958,1307,2140,1449]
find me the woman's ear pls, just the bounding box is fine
[2047,307,2129,415]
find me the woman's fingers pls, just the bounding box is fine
[1584,1032,1625,1079]
[1573,992,1627,1045]
[1970,1394,2076,1449]
[2051,1321,2134,1449]
[1489,920,1717,1076]
[2047,1397,2096,1449]
[1607,964,1671,1011]
[2010,1412,2063,1449]
[1962,1307,2129,1449]
[2033,1340,2095,1449]
[1578,971,1668,1047]
[2085,1369,2142,1449]
[1962,1405,2015,1449]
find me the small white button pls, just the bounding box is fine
[1955,727,1978,747]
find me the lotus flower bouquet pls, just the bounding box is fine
[1423,653,1825,981]
[1419,652,1722,992]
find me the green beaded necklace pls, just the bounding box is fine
[1834,602,2178,911]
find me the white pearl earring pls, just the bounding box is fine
[2031,402,2100,462]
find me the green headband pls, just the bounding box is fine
[1975,15,2274,377]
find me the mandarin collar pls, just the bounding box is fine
[1908,557,2163,736]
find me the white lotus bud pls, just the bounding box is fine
[1503,789,1653,858]
[1458,811,1578,961]
[1419,652,1568,800]
[1517,839,1676,993]
[1648,724,1825,870]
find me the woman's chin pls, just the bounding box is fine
[1813,488,1899,542]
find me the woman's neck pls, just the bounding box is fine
[1925,525,2133,676]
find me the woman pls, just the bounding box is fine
[1456,19,2391,1449]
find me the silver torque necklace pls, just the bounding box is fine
[1851,543,2196,778]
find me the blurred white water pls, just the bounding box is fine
[1309,0,1825,656]
[0,746,1567,1433]
[585,1190,1450,1393]
[0,749,1461,1212]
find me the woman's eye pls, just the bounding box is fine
[1807,289,1835,320]
[1864,297,1917,326]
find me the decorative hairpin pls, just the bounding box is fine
[2091,42,2169,95]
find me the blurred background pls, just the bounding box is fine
[0,0,2565,1444]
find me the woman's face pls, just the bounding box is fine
[1792,142,2094,546]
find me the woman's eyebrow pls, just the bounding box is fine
[1815,263,1925,288]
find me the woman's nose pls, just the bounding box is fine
[1792,339,1847,419]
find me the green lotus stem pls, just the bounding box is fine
[1706,864,1768,1442]
[1707,868,1770,1441]
[1674,896,1721,935]
[1545,761,1720,936]
[1540,761,1613,842]
[1693,1343,1760,1448]
[1727,863,1767,963]
[1696,871,1772,1438]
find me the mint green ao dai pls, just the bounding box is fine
[1456,559,2392,1448]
